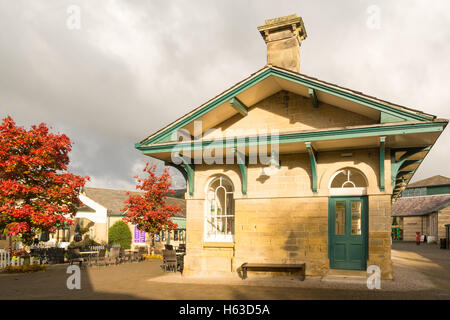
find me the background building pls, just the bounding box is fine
[392,175,450,243]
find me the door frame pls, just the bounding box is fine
[328,196,369,270]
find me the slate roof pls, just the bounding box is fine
[407,175,450,188]
[391,194,450,217]
[82,187,186,218]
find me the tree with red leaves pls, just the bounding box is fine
[0,116,89,245]
[123,163,180,252]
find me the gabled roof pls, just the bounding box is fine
[82,187,186,218]
[392,194,450,216]
[407,175,450,188]
[137,65,437,147]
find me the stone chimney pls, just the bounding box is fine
[257,14,307,73]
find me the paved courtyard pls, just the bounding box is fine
[0,242,449,300]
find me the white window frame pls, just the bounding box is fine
[204,176,235,242]
[329,168,368,196]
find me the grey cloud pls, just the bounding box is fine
[0,0,449,189]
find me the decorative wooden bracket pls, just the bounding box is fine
[390,146,429,190]
[233,149,248,195]
[308,88,318,108]
[229,97,248,116]
[165,153,195,196]
[379,137,386,191]
[305,142,318,193]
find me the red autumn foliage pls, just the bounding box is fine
[122,163,180,243]
[0,116,89,244]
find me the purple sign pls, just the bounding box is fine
[134,226,146,243]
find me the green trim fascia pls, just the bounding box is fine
[308,88,318,108]
[427,185,450,196]
[138,122,445,154]
[305,142,318,193]
[380,112,407,123]
[169,217,186,229]
[379,137,386,191]
[137,68,434,146]
[271,68,432,122]
[144,69,273,145]
[229,97,248,116]
[233,149,247,195]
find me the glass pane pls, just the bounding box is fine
[351,201,362,235]
[335,201,346,235]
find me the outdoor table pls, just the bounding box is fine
[79,251,98,266]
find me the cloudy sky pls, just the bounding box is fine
[1,0,449,190]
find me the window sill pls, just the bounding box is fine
[202,242,234,248]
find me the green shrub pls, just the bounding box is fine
[108,221,132,249]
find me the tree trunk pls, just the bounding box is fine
[148,232,154,255]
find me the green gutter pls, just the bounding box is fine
[137,122,446,154]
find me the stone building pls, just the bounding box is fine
[135,14,448,279]
[392,175,450,243]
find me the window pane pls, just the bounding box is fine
[335,201,345,235]
[351,201,362,235]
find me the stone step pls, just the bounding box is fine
[326,269,367,278]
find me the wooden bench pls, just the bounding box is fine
[239,263,306,280]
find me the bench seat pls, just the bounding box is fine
[239,263,305,280]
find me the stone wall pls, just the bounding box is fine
[438,207,450,241]
[183,149,394,279]
[403,216,423,241]
[203,91,377,140]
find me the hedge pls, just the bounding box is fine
[108,221,132,249]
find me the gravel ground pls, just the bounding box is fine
[0,242,448,300]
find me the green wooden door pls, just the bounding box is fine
[329,196,368,270]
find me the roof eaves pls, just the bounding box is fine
[137,65,439,148]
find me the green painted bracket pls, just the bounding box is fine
[390,146,429,188]
[308,88,318,108]
[233,149,248,195]
[169,153,195,196]
[379,137,386,191]
[229,97,248,116]
[397,170,415,177]
[398,160,422,171]
[305,142,318,193]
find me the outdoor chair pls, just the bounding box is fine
[106,247,120,266]
[129,250,139,263]
[91,249,107,267]
[161,249,177,272]
[119,248,129,263]
[176,244,186,253]
[164,244,174,250]
[68,248,85,267]
[137,247,147,262]
[177,253,185,273]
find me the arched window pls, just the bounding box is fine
[205,176,234,242]
[329,168,368,196]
